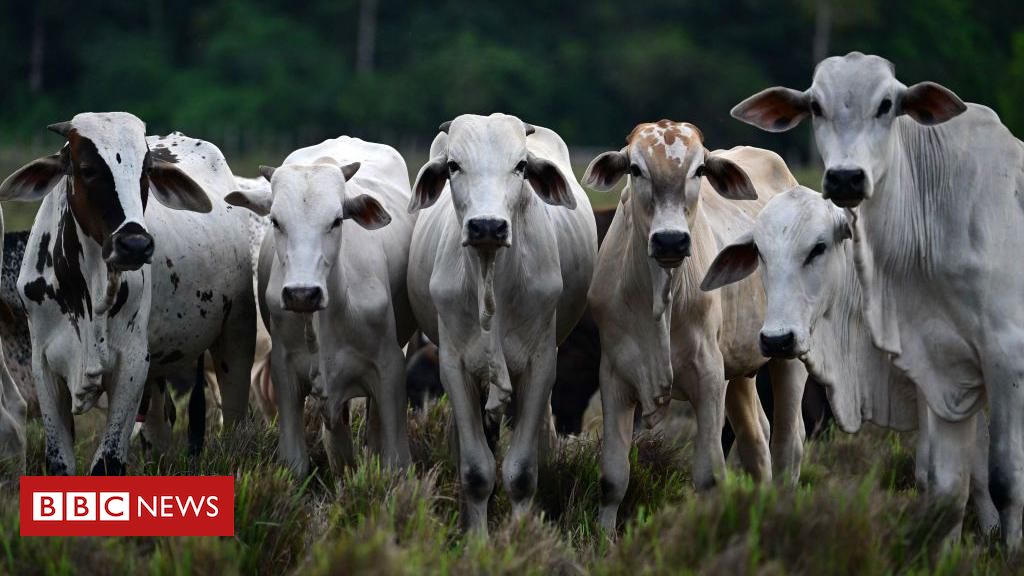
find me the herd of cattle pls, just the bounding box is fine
[0,52,1022,547]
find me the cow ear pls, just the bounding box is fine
[582,148,629,192]
[833,206,852,242]
[701,232,758,292]
[526,152,576,209]
[344,194,391,230]
[702,155,757,200]
[149,159,213,213]
[225,187,273,216]
[0,154,66,201]
[731,87,810,132]
[409,156,448,213]
[898,81,966,126]
[340,162,360,181]
[259,165,276,182]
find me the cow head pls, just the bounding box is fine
[410,113,576,253]
[225,161,390,313]
[702,186,852,359]
[0,112,212,271]
[732,52,966,208]
[583,120,756,268]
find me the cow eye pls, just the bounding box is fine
[804,241,828,266]
[876,98,893,117]
[514,160,527,176]
[270,217,281,230]
[447,161,460,175]
[810,101,823,118]
[629,164,642,178]
[330,216,343,230]
[79,165,97,180]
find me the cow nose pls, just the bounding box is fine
[465,217,510,248]
[760,331,797,358]
[281,285,324,313]
[650,230,691,267]
[823,168,867,207]
[111,232,154,269]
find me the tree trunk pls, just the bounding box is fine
[356,0,378,74]
[808,0,832,165]
[29,8,45,94]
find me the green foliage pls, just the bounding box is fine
[0,0,1020,161]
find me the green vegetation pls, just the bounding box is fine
[2,398,1021,575]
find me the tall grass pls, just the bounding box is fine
[1,397,1021,575]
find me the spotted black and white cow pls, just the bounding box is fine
[0,112,255,475]
[0,210,27,472]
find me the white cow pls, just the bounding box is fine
[226,136,414,478]
[0,113,255,475]
[732,51,1024,545]
[408,114,597,533]
[583,121,806,532]
[0,208,27,472]
[702,185,999,532]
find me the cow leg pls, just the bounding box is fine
[725,376,771,482]
[92,362,148,475]
[503,344,557,519]
[0,353,26,471]
[1,352,25,426]
[322,401,354,477]
[986,359,1024,549]
[915,395,930,490]
[371,343,411,468]
[969,411,1000,535]
[440,344,494,534]
[270,343,310,478]
[34,356,74,474]
[141,378,172,454]
[767,358,806,483]
[210,292,256,427]
[925,406,975,545]
[598,360,635,534]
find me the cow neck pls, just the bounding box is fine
[55,177,124,413]
[803,239,916,432]
[849,118,936,357]
[472,195,553,413]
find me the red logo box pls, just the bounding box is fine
[20,476,234,536]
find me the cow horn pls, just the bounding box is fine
[438,120,453,133]
[522,122,536,136]
[258,165,277,182]
[47,121,73,138]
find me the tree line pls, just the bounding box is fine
[0,0,1021,165]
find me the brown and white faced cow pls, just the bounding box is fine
[0,113,256,475]
[732,52,1024,547]
[583,121,807,533]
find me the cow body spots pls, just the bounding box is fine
[35,233,52,273]
[198,290,213,303]
[150,145,179,164]
[23,277,47,305]
[170,272,180,293]
[627,120,704,172]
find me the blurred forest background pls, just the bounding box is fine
[0,0,1022,207]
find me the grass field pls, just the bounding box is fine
[1,395,1020,576]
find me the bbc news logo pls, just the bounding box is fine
[20,476,234,536]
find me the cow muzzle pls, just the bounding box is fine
[759,330,799,359]
[823,167,867,208]
[464,217,510,249]
[281,284,325,313]
[106,223,154,271]
[649,230,691,268]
